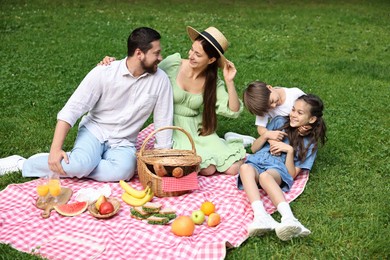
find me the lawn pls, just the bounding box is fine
[1,0,389,259]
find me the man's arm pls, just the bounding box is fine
[48,120,71,175]
[153,74,174,149]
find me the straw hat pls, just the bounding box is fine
[187,26,229,67]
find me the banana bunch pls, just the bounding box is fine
[119,180,154,207]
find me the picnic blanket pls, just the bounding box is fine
[0,171,309,260]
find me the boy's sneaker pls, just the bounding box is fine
[275,218,302,241]
[248,216,279,237]
[0,155,26,175]
[224,132,256,147]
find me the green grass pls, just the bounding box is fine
[1,0,389,259]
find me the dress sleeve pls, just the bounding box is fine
[215,78,243,118]
[158,53,181,74]
[295,145,317,170]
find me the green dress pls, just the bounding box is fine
[159,53,246,171]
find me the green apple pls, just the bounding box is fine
[191,210,205,225]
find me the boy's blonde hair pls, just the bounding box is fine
[243,81,271,116]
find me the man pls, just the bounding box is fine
[0,27,173,181]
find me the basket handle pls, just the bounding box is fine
[139,126,197,156]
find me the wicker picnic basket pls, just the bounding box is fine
[136,126,202,197]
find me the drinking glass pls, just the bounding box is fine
[36,176,49,203]
[48,173,62,203]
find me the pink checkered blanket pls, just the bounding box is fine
[0,171,309,259]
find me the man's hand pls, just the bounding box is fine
[48,149,69,176]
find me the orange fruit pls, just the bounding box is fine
[171,216,195,236]
[200,201,215,216]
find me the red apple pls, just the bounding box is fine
[99,201,114,215]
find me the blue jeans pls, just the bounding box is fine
[22,126,137,182]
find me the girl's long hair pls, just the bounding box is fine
[281,94,327,162]
[196,36,220,136]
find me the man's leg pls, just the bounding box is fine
[87,145,137,182]
[23,126,104,178]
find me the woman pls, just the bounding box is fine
[102,26,246,176]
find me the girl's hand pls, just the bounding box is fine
[223,60,237,82]
[98,56,116,66]
[269,141,293,155]
[265,130,287,141]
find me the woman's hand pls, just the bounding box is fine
[223,59,237,83]
[97,56,116,66]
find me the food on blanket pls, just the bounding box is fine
[130,207,151,219]
[99,201,115,215]
[153,208,177,220]
[119,180,150,199]
[191,210,205,225]
[54,201,88,217]
[142,202,162,213]
[172,167,184,178]
[95,195,108,211]
[207,213,221,227]
[200,201,216,216]
[146,216,170,225]
[121,187,154,207]
[171,216,195,237]
[153,163,168,177]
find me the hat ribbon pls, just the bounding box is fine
[201,31,225,54]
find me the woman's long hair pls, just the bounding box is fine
[280,94,327,162]
[196,36,220,136]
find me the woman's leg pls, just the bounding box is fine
[199,165,216,176]
[223,159,244,176]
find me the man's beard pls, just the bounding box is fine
[141,60,158,74]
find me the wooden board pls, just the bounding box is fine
[36,187,73,218]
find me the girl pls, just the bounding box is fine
[238,94,327,241]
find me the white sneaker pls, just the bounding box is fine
[224,132,256,147]
[0,155,26,175]
[247,216,280,237]
[295,221,311,237]
[275,218,302,241]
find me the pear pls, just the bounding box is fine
[95,195,108,211]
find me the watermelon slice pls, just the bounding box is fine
[54,201,88,217]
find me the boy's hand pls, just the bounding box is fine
[265,130,287,141]
[298,125,312,136]
[98,56,116,66]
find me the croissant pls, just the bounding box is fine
[153,163,167,177]
[172,167,184,178]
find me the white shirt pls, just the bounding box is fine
[57,58,173,148]
[255,87,305,127]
